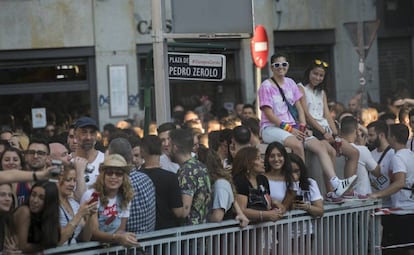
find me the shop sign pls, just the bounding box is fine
[168,53,226,81]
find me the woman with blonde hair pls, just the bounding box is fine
[361,107,379,127]
[8,133,29,151]
[58,165,97,245]
[80,154,138,247]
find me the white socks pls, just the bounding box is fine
[330,176,339,189]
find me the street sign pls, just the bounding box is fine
[251,25,269,68]
[343,20,380,59]
[168,52,226,81]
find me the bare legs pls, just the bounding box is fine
[284,136,305,161]
[305,138,337,180]
[340,140,359,178]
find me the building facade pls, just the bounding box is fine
[0,0,412,131]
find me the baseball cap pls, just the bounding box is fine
[74,117,99,130]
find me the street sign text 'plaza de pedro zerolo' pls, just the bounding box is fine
[168,52,226,81]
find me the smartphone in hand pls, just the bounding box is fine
[88,191,99,204]
[49,160,63,182]
[295,195,304,202]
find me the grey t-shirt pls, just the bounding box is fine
[212,178,233,212]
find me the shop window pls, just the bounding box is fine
[0,59,87,85]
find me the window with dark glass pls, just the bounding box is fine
[0,59,87,85]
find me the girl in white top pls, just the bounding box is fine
[289,153,324,218]
[58,166,97,245]
[264,142,296,213]
[298,59,359,183]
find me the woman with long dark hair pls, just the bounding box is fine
[264,142,295,212]
[298,59,359,199]
[0,183,19,253]
[0,146,30,206]
[288,153,324,217]
[14,180,61,253]
[232,146,283,222]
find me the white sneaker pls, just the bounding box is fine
[334,175,357,197]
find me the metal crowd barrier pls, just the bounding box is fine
[44,199,382,255]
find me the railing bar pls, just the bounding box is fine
[41,201,382,255]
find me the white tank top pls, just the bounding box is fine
[302,84,330,131]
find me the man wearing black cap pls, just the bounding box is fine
[73,116,105,194]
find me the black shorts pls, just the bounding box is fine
[310,127,325,140]
[382,214,414,249]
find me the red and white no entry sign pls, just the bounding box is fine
[250,25,269,69]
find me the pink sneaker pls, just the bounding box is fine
[343,190,369,200]
[325,192,344,203]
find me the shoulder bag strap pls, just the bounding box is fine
[377,145,392,164]
[270,77,287,102]
[60,205,75,244]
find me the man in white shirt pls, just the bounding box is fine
[367,121,394,207]
[72,117,105,199]
[369,124,414,252]
[340,116,380,197]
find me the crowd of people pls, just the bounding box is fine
[0,54,413,254]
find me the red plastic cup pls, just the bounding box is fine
[299,124,306,133]
[335,137,342,156]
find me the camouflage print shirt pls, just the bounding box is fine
[177,157,212,225]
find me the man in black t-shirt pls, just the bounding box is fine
[140,135,184,230]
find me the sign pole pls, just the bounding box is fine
[256,67,261,119]
[151,0,170,124]
[250,25,269,120]
[343,20,380,111]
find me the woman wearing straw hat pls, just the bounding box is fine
[81,154,139,247]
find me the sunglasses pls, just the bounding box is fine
[105,170,124,177]
[25,150,48,156]
[271,62,289,68]
[314,59,329,68]
[292,168,301,174]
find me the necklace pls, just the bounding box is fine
[60,198,74,217]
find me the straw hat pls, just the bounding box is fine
[99,154,132,174]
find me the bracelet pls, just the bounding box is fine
[32,171,38,182]
[279,122,293,133]
[259,211,263,221]
[307,204,311,211]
